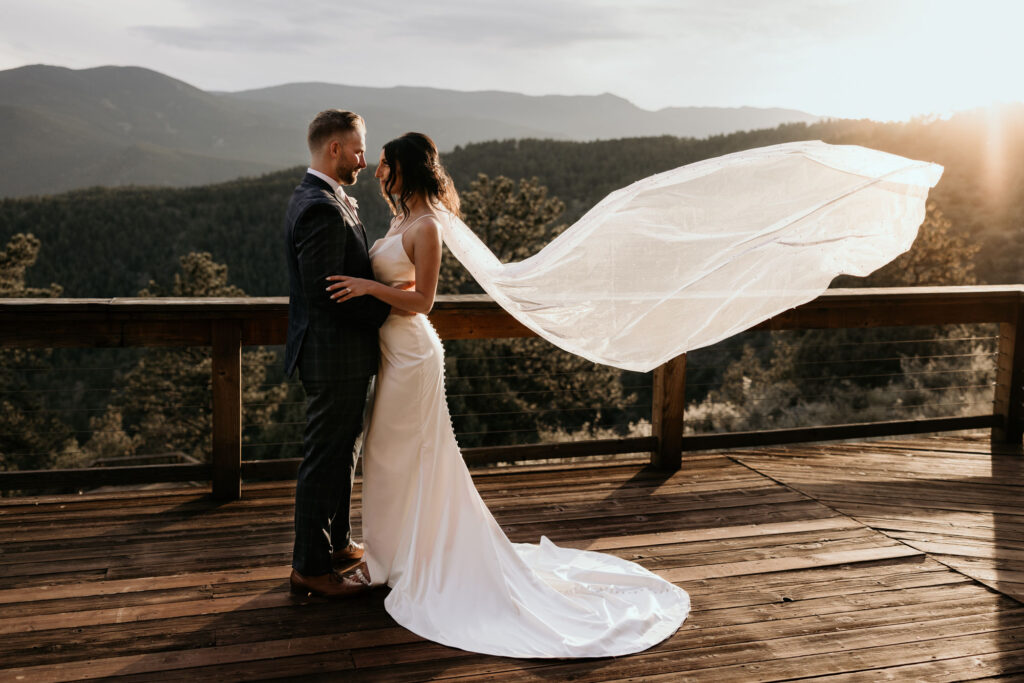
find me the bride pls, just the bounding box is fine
[324,131,941,658]
[325,132,691,658]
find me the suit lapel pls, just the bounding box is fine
[303,174,370,252]
[341,202,369,250]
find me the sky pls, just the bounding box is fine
[1,0,1021,121]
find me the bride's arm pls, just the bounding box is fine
[326,219,442,314]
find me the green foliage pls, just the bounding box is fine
[0,233,61,297]
[1,244,290,475]
[441,174,566,294]
[139,251,244,297]
[458,175,566,261]
[878,203,980,286]
[80,407,143,464]
[113,252,286,463]
[837,203,980,288]
[3,106,1021,299]
[686,325,995,434]
[2,108,1021,464]
[0,233,82,473]
[442,174,635,446]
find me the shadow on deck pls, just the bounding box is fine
[2,434,1024,681]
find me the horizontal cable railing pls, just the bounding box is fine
[683,325,998,439]
[1,286,1023,499]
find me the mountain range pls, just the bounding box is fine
[0,64,821,198]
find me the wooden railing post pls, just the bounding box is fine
[651,354,686,470]
[212,320,242,500]
[993,295,1024,446]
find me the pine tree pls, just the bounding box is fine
[0,234,83,472]
[864,202,980,286]
[440,174,566,294]
[114,252,287,462]
[441,176,639,447]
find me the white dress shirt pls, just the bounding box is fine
[306,167,358,211]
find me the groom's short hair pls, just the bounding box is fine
[308,110,365,152]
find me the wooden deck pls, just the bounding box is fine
[2,435,1024,681]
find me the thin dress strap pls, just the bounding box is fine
[389,213,436,238]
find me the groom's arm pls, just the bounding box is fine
[293,205,391,326]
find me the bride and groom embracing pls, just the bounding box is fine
[281,108,944,658]
[282,109,690,657]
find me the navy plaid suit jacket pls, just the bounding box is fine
[283,174,391,381]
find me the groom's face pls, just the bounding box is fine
[332,128,367,185]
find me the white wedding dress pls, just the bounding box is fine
[359,141,943,658]
[361,230,690,658]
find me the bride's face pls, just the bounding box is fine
[375,150,401,194]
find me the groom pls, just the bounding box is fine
[284,110,391,597]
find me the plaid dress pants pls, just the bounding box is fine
[292,371,374,576]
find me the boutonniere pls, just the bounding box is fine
[347,196,359,210]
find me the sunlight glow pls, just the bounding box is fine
[984,106,1006,199]
[828,1,1024,121]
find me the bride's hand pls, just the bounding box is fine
[326,275,376,302]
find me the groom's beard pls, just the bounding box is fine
[337,163,361,186]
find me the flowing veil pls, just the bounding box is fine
[441,140,944,372]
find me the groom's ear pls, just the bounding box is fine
[327,137,348,159]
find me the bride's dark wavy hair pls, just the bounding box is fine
[380,132,460,218]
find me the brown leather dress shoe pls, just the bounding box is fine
[331,540,364,570]
[289,566,370,599]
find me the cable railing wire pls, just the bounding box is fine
[1,329,1003,471]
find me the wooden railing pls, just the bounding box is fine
[2,285,1023,500]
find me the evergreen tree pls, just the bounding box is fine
[440,174,566,293]
[2,112,1019,455]
[0,233,82,472]
[113,252,287,462]
[80,407,143,464]
[837,202,980,287]
[0,233,61,298]
[442,176,639,447]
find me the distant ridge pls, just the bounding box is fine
[0,64,821,198]
[227,82,821,145]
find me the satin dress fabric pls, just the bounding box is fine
[360,232,690,658]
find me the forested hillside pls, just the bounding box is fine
[2,106,1021,299]
[0,64,819,197]
[1,107,1021,482]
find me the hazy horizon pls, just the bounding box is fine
[3,0,1020,123]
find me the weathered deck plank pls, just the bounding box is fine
[733,434,1024,607]
[2,436,1023,680]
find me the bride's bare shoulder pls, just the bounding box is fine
[410,214,443,241]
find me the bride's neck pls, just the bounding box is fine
[401,193,436,217]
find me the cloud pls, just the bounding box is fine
[134,21,322,53]
[390,1,641,48]
[2,0,1018,119]
[133,0,640,55]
